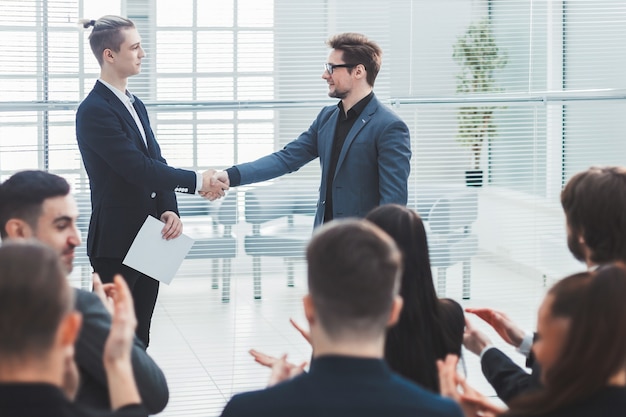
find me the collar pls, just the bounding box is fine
[0,382,67,402]
[308,355,391,379]
[98,79,135,106]
[337,91,374,120]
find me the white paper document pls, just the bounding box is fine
[122,215,195,285]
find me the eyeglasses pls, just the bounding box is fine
[324,63,357,75]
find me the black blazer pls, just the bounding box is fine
[74,289,169,413]
[481,347,542,404]
[0,382,147,417]
[511,386,626,417]
[220,355,464,417]
[76,81,197,259]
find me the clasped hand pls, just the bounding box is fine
[199,169,230,201]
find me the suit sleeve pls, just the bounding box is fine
[481,347,541,405]
[76,99,197,194]
[235,111,325,185]
[376,119,411,205]
[149,128,180,216]
[74,290,169,414]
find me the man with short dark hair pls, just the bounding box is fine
[0,241,146,416]
[220,220,463,417]
[463,166,626,404]
[0,170,168,414]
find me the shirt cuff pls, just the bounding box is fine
[195,172,203,194]
[516,333,533,357]
[479,345,496,360]
[225,166,241,187]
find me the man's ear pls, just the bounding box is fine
[353,63,366,79]
[4,218,34,239]
[303,294,316,326]
[102,48,115,64]
[57,312,82,348]
[386,295,404,327]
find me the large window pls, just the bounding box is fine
[1,1,625,413]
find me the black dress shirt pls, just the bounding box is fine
[323,92,374,222]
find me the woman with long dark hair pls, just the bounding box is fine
[366,204,464,393]
[440,264,626,416]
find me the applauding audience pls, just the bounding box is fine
[440,263,626,417]
[222,220,463,417]
[463,166,626,404]
[0,170,168,412]
[0,241,147,416]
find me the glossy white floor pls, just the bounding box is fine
[137,253,553,416]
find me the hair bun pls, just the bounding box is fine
[78,18,96,29]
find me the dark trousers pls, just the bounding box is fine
[91,257,159,348]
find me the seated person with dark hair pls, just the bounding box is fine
[221,219,463,417]
[463,166,626,404]
[440,264,626,417]
[0,241,147,416]
[0,170,168,413]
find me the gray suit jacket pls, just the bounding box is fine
[73,289,169,413]
[234,94,412,226]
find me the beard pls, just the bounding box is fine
[567,232,586,262]
[328,86,348,99]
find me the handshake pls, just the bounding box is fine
[199,169,230,201]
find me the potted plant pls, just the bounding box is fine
[453,19,507,187]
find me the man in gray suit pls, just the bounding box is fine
[0,170,168,414]
[213,33,412,227]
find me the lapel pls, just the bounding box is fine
[333,96,378,179]
[93,81,149,156]
[320,107,340,169]
[132,99,157,157]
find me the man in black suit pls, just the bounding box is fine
[463,166,626,404]
[220,219,463,417]
[0,170,168,414]
[76,15,227,347]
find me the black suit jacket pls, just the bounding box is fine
[74,289,169,413]
[0,382,147,417]
[510,386,626,417]
[220,356,464,417]
[76,81,197,259]
[481,347,542,404]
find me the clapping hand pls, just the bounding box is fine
[438,354,505,417]
[462,317,493,356]
[102,274,142,410]
[465,307,525,347]
[249,350,307,387]
[103,274,137,367]
[248,318,311,383]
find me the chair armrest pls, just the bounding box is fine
[428,190,478,234]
